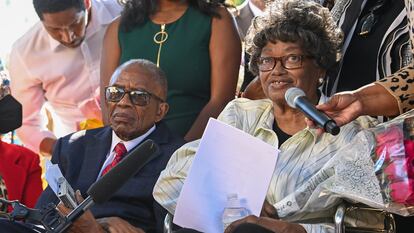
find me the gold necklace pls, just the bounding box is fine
[153,24,168,67]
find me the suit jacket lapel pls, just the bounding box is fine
[77,127,112,193]
[76,123,169,191]
[237,3,255,40]
[139,122,169,165]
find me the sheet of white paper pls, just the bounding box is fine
[45,159,64,194]
[173,118,278,233]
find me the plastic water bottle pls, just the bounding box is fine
[222,193,249,231]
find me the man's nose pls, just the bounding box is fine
[60,29,76,44]
[117,93,134,106]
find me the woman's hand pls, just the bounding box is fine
[260,200,278,218]
[224,215,306,233]
[308,83,400,131]
[315,91,363,127]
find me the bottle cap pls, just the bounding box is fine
[226,193,241,208]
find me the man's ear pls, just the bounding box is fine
[84,0,92,10]
[154,102,169,123]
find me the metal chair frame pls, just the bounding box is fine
[164,204,396,233]
[334,204,395,233]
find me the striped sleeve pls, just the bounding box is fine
[153,140,200,214]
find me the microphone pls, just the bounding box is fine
[51,139,159,233]
[285,87,340,136]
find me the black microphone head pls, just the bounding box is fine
[325,121,340,136]
[285,87,305,108]
[87,139,159,204]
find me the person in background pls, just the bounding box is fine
[9,0,121,156]
[154,1,378,233]
[324,0,411,96]
[311,2,414,232]
[0,73,42,210]
[0,59,185,233]
[233,0,265,93]
[100,0,241,142]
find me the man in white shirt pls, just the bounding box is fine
[9,0,121,156]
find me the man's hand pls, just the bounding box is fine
[39,137,57,157]
[97,217,145,233]
[56,190,105,233]
[224,215,306,233]
[261,200,278,218]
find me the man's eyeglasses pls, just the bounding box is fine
[105,86,165,106]
[258,54,309,72]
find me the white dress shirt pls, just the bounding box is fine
[9,0,121,152]
[97,125,156,178]
[248,0,264,17]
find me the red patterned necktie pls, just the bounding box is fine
[101,142,127,176]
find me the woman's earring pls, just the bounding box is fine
[318,78,324,85]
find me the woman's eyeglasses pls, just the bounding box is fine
[258,54,309,72]
[105,86,165,106]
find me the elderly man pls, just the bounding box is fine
[9,0,121,156]
[0,59,184,233]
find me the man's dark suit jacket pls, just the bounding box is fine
[235,2,256,92]
[36,122,185,233]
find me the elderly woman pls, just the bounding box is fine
[153,1,377,232]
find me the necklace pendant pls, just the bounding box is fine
[154,24,168,44]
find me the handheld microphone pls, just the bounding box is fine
[285,87,340,136]
[51,139,159,233]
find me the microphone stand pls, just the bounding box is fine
[0,198,60,231]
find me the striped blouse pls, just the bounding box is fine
[153,98,377,233]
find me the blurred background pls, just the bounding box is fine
[0,0,38,68]
[0,0,245,68]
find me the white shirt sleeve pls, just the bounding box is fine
[9,47,56,153]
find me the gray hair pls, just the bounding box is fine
[109,59,168,96]
[246,0,343,75]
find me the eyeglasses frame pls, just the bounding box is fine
[258,54,311,72]
[105,86,165,106]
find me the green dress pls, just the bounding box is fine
[119,6,212,137]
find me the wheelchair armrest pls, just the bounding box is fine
[334,203,396,233]
[334,204,346,233]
